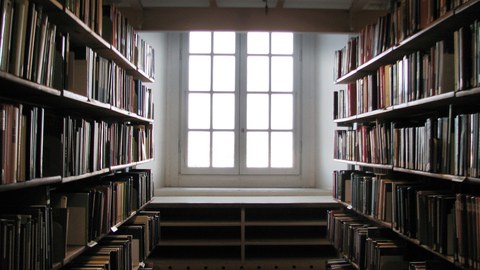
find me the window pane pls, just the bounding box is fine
[247,56,269,92]
[189,56,211,91]
[189,32,211,53]
[271,33,293,54]
[213,56,235,92]
[271,132,293,168]
[247,132,268,168]
[188,93,211,129]
[212,132,234,167]
[214,32,236,54]
[213,93,235,129]
[188,131,210,167]
[247,32,269,54]
[271,56,293,92]
[271,94,293,129]
[247,94,269,129]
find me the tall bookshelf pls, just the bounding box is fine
[331,0,480,269]
[0,0,157,268]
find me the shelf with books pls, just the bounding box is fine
[39,1,154,83]
[327,209,438,270]
[0,176,62,192]
[52,170,154,268]
[392,167,467,182]
[57,202,152,269]
[331,1,480,270]
[0,71,62,97]
[327,209,457,270]
[393,228,456,265]
[62,168,110,183]
[0,0,156,267]
[334,158,394,170]
[335,0,480,85]
[331,169,480,269]
[62,90,154,124]
[334,199,393,229]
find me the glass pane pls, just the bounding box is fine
[271,33,293,54]
[247,56,269,92]
[189,55,211,91]
[271,94,293,129]
[214,32,236,54]
[271,132,293,168]
[271,56,293,92]
[247,94,269,129]
[213,56,235,92]
[213,93,235,129]
[188,93,210,129]
[212,132,234,167]
[189,32,211,53]
[246,132,268,168]
[188,131,210,167]
[247,32,269,54]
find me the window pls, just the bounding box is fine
[181,31,299,175]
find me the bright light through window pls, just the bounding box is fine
[185,31,296,173]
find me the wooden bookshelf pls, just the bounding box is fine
[332,1,480,269]
[0,0,156,267]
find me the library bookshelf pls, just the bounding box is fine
[330,0,480,269]
[0,0,157,268]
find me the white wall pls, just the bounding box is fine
[136,32,167,191]
[137,32,350,193]
[314,34,349,190]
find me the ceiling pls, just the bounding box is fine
[118,0,390,32]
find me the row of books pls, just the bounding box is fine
[334,38,455,118]
[63,116,153,177]
[0,1,67,89]
[333,169,480,268]
[135,36,155,80]
[0,104,63,185]
[67,208,160,269]
[0,169,155,269]
[0,0,155,91]
[327,210,408,270]
[68,46,154,118]
[51,169,153,261]
[393,111,480,177]
[107,122,153,168]
[325,259,355,269]
[66,0,103,34]
[334,109,480,178]
[333,0,469,80]
[334,122,392,165]
[394,186,480,269]
[64,0,155,79]
[66,235,133,270]
[114,210,160,265]
[0,204,52,270]
[454,21,480,92]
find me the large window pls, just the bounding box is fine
[181,31,299,175]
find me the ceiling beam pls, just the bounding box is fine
[349,0,372,12]
[127,0,143,12]
[119,7,385,33]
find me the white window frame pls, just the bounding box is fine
[179,32,301,176]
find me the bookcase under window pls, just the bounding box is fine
[330,0,480,269]
[0,0,157,268]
